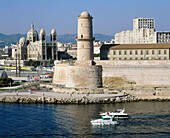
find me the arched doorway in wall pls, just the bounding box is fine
[47,47,52,60]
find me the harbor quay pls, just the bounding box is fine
[0,82,170,104]
[0,87,137,104]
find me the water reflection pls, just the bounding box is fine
[52,104,103,135]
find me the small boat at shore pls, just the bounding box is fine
[100,109,129,120]
[90,115,118,125]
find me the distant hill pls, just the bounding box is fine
[58,34,113,44]
[58,34,77,44]
[0,33,27,45]
[0,33,113,45]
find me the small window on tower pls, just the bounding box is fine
[81,35,83,38]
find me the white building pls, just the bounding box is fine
[115,18,157,44]
[157,32,170,43]
[11,44,17,59]
[93,40,104,46]
[94,45,102,54]
[133,18,155,30]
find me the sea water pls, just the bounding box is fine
[0,102,170,137]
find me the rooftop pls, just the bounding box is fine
[110,44,170,50]
[100,44,170,50]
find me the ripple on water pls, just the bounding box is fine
[0,102,169,137]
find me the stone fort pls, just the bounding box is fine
[53,12,103,93]
[53,12,170,93]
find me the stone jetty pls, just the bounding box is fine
[0,88,142,104]
[0,84,170,104]
[0,91,169,104]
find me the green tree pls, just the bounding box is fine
[0,78,13,87]
[94,53,100,57]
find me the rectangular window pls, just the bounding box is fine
[152,50,154,55]
[135,50,138,55]
[164,50,167,55]
[119,50,121,55]
[141,50,143,55]
[146,50,149,55]
[130,50,132,55]
[113,51,116,55]
[124,50,127,55]
[159,50,161,55]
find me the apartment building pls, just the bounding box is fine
[157,32,170,43]
[115,18,170,44]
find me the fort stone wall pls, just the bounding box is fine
[95,60,170,87]
[95,60,170,66]
[52,64,67,85]
[66,65,102,88]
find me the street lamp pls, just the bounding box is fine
[15,48,17,77]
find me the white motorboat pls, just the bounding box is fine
[90,115,119,125]
[100,109,129,119]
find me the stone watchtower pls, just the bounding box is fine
[53,11,103,92]
[65,11,102,89]
[76,12,94,62]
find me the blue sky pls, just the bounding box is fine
[0,0,170,36]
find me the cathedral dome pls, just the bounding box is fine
[40,28,46,35]
[50,29,57,41]
[51,29,56,34]
[27,24,38,42]
[80,12,90,17]
[19,37,26,46]
[39,28,46,41]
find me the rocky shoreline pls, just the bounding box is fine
[0,94,169,104]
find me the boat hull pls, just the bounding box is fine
[90,119,118,125]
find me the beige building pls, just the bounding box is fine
[15,24,58,61]
[100,44,170,60]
